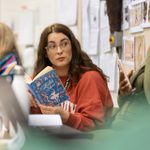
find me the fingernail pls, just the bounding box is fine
[131,88,136,92]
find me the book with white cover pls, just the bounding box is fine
[28,114,62,126]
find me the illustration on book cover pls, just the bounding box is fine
[28,70,69,106]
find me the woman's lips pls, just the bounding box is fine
[57,57,65,61]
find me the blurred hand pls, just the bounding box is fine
[38,104,70,123]
[27,91,38,108]
[119,70,134,96]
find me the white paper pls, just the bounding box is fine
[123,36,135,66]
[129,2,144,33]
[100,1,109,29]
[88,28,99,55]
[56,0,77,26]
[100,27,111,53]
[100,52,118,91]
[141,0,150,28]
[122,4,130,30]
[28,114,62,126]
[131,0,145,5]
[89,0,100,28]
[82,0,90,52]
[82,0,100,55]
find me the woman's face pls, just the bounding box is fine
[46,32,72,70]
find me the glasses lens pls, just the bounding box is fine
[47,43,56,51]
[60,40,69,49]
[46,39,70,51]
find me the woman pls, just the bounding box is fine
[31,23,113,131]
[0,22,22,138]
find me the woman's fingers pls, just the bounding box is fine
[119,69,134,96]
[38,105,70,123]
[119,70,125,81]
[121,83,131,92]
[119,79,132,95]
[128,70,134,78]
[27,92,38,108]
[38,104,55,114]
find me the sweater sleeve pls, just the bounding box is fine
[65,71,113,131]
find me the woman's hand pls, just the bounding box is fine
[27,91,42,114]
[27,91,38,108]
[119,70,134,96]
[38,104,70,123]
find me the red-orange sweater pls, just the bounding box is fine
[60,71,113,131]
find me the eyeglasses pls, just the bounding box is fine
[45,39,70,52]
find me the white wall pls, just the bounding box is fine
[0,0,81,74]
[0,0,81,45]
[0,0,118,106]
[0,0,57,45]
[0,0,56,28]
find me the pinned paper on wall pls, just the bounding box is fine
[134,35,145,70]
[122,0,132,30]
[129,2,143,33]
[100,1,110,53]
[56,0,77,26]
[100,1,109,29]
[122,5,130,30]
[82,0,100,55]
[100,52,118,91]
[89,0,100,29]
[142,0,150,28]
[123,36,135,65]
[100,27,111,53]
[88,28,99,55]
[82,0,90,52]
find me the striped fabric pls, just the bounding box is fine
[0,53,17,76]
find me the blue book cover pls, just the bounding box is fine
[27,69,69,106]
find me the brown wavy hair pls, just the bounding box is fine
[34,23,108,82]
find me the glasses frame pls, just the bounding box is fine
[45,39,71,52]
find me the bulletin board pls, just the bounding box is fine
[122,0,150,72]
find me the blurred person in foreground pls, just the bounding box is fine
[0,22,22,139]
[112,47,150,129]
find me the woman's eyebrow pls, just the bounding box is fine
[48,38,69,44]
[60,38,69,42]
[47,41,55,44]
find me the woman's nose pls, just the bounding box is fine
[56,46,63,54]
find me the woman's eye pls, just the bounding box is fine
[61,42,68,47]
[49,45,56,49]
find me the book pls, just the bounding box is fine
[25,66,69,106]
[28,114,62,126]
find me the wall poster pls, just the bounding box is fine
[123,36,135,65]
[129,1,143,33]
[134,35,145,70]
[142,0,150,28]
